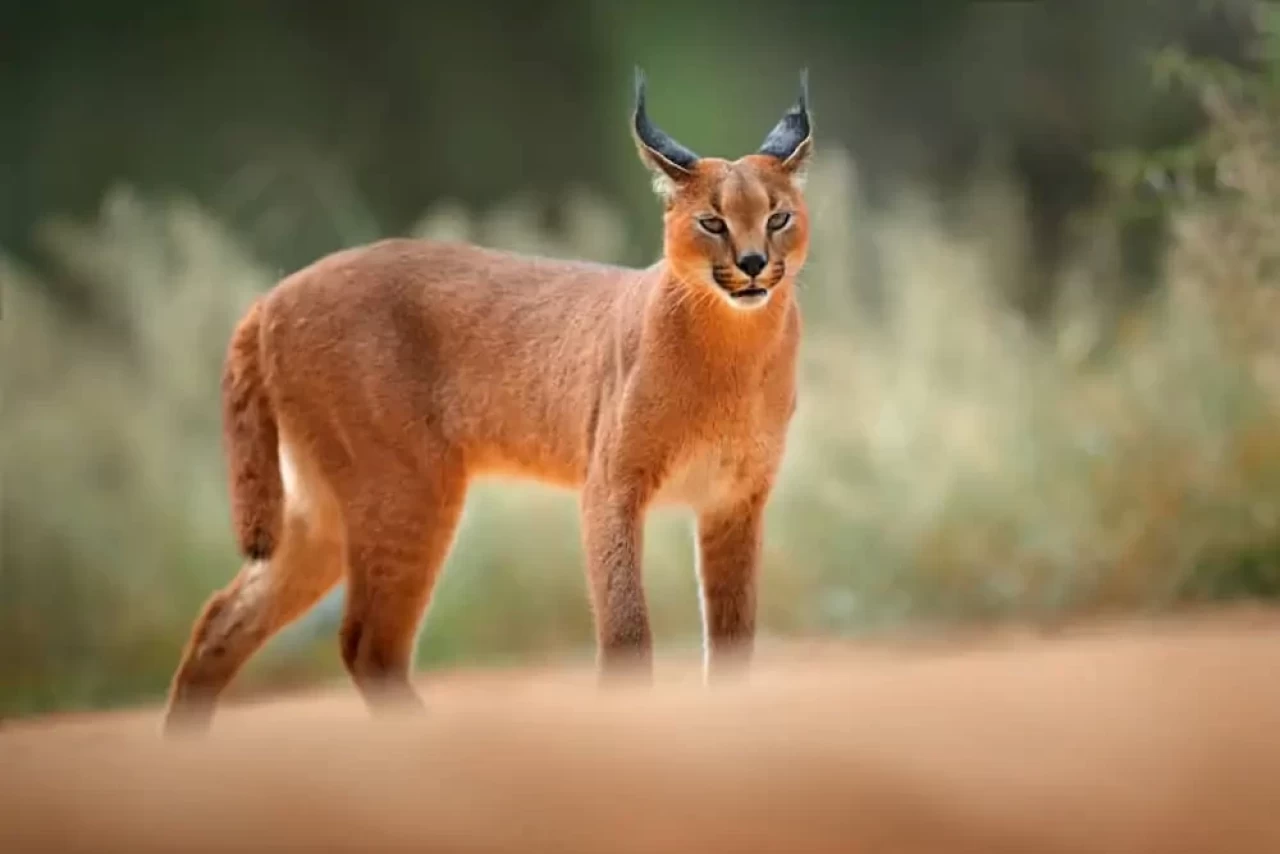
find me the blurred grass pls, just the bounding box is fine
[4,50,1280,716]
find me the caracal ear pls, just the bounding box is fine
[758,69,814,187]
[632,66,700,198]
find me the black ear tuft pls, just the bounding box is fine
[632,66,700,178]
[758,69,813,165]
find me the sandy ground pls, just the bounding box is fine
[3,605,1280,853]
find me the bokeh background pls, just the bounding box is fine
[3,0,1278,717]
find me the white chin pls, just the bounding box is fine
[724,288,770,310]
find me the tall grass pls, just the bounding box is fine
[4,46,1278,716]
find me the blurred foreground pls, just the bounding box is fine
[3,604,1279,853]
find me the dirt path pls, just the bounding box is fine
[3,605,1280,853]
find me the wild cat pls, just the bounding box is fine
[165,68,814,732]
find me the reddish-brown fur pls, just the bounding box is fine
[164,74,814,732]
[221,301,282,560]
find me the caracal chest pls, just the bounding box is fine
[650,401,785,511]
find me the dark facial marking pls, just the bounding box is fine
[763,258,787,288]
[712,263,735,288]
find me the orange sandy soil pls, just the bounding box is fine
[3,603,1279,853]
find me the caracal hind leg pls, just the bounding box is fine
[338,461,467,713]
[164,509,346,733]
[695,492,766,684]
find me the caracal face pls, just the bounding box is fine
[665,156,811,311]
[632,69,814,312]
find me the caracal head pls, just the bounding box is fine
[632,67,814,312]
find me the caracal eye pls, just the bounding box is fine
[767,211,792,231]
[697,215,728,235]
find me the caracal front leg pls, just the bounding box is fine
[581,474,652,680]
[696,491,767,683]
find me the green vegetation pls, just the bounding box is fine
[4,8,1279,718]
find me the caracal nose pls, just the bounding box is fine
[736,252,767,278]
